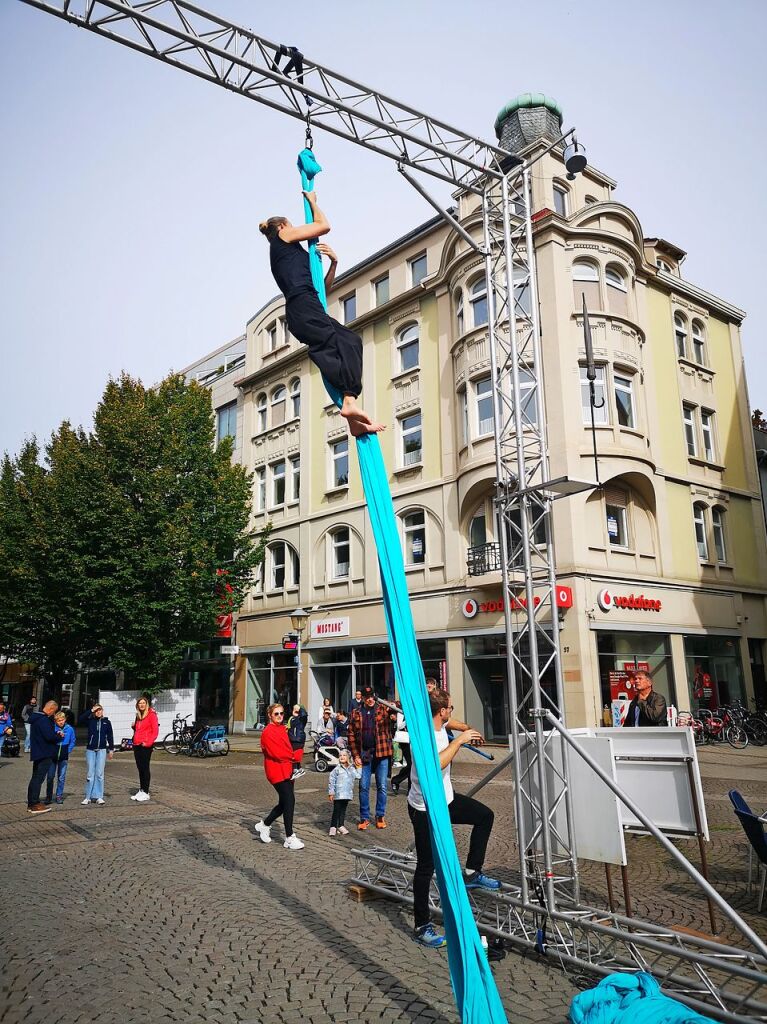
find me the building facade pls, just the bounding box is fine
[224,96,766,736]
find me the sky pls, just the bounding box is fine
[2,0,766,458]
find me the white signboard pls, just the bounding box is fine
[99,688,197,746]
[310,617,350,640]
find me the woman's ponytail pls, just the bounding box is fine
[259,217,288,242]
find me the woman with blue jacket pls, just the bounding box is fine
[82,704,114,805]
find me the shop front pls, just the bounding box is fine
[179,640,232,726]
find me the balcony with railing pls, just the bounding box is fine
[466,542,502,576]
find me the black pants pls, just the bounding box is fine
[330,798,349,829]
[28,757,52,807]
[264,779,295,837]
[134,745,153,793]
[392,743,412,789]
[286,292,363,397]
[408,792,494,929]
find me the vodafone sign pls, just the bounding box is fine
[462,586,573,619]
[597,588,662,613]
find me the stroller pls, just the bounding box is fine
[310,729,342,773]
[1,729,21,758]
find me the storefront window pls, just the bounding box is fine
[180,642,231,726]
[684,634,745,710]
[596,631,675,715]
[245,652,297,729]
[310,641,447,709]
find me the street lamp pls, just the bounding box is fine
[290,607,309,706]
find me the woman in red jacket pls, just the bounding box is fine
[255,704,304,850]
[131,696,159,803]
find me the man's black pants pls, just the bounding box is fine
[28,757,52,807]
[408,792,494,929]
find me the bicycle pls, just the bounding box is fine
[162,714,195,755]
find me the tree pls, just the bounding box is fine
[0,373,266,688]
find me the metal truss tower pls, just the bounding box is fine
[15,2,767,1019]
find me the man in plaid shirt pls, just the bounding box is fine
[349,685,395,830]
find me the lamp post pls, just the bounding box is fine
[290,606,309,705]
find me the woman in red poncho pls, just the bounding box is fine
[254,704,304,851]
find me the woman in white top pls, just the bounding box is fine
[407,688,500,948]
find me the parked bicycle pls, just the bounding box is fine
[162,714,195,755]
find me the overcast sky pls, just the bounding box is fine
[2,0,766,458]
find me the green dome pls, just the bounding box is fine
[494,93,562,135]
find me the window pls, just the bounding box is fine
[701,410,715,462]
[374,274,390,306]
[693,503,708,561]
[271,460,286,506]
[712,507,726,562]
[573,260,599,283]
[331,528,350,579]
[342,292,356,324]
[605,265,627,291]
[674,314,688,359]
[513,264,531,318]
[402,510,426,565]
[469,510,487,548]
[572,260,600,307]
[331,438,349,488]
[580,365,608,425]
[265,318,287,353]
[289,378,301,419]
[469,278,488,328]
[409,253,428,287]
[605,488,628,548]
[400,412,423,466]
[683,404,697,457]
[256,393,267,433]
[657,258,672,272]
[455,290,464,336]
[585,195,598,205]
[614,374,635,429]
[692,321,706,365]
[518,367,537,426]
[271,385,287,427]
[460,387,469,445]
[270,542,286,590]
[553,184,568,217]
[255,466,266,512]
[475,376,494,436]
[290,455,300,502]
[216,401,237,444]
[397,323,419,372]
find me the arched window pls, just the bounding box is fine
[330,527,350,580]
[401,509,426,566]
[397,323,420,372]
[469,278,488,328]
[256,392,267,433]
[691,321,706,365]
[604,484,629,548]
[572,260,600,308]
[268,541,299,590]
[513,264,531,318]
[455,289,464,336]
[573,261,599,282]
[553,182,569,217]
[289,378,301,419]
[656,258,672,273]
[711,507,726,562]
[674,313,688,359]
[605,265,627,291]
[605,264,628,315]
[693,503,708,561]
[584,195,598,205]
[271,385,287,427]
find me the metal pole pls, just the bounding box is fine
[397,165,481,252]
[686,758,718,935]
[605,864,616,914]
[546,711,767,958]
[620,864,633,918]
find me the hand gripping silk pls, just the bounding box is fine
[297,146,507,1023]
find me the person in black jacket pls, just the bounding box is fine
[287,704,308,781]
[623,671,668,727]
[27,701,64,814]
[82,704,115,805]
[259,194,384,438]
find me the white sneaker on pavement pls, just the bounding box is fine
[96,798,105,805]
[254,820,272,844]
[81,798,90,805]
[283,834,305,851]
[131,791,143,801]
[135,791,150,802]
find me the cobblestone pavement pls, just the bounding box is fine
[1,743,765,1024]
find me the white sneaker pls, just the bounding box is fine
[135,791,150,802]
[81,798,90,805]
[96,798,105,805]
[283,833,304,851]
[254,820,272,844]
[130,791,142,800]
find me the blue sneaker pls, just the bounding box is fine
[465,872,501,891]
[414,924,447,948]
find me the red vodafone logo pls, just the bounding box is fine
[597,588,614,612]
[597,587,661,613]
[462,598,479,619]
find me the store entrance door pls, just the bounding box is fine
[311,666,352,723]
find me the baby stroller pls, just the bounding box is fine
[1,729,21,758]
[310,729,342,773]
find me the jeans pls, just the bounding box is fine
[408,792,495,929]
[134,745,153,793]
[359,756,388,821]
[28,757,53,808]
[330,798,349,829]
[85,748,107,800]
[24,723,32,753]
[46,759,69,801]
[264,779,295,836]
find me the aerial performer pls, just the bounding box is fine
[259,192,385,437]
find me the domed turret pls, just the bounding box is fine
[494,93,563,154]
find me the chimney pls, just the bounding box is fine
[494,93,563,154]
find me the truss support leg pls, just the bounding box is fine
[605,863,616,915]
[620,863,633,918]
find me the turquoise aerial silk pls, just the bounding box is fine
[297,147,508,1023]
[569,972,716,1024]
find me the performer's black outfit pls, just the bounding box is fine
[269,236,362,397]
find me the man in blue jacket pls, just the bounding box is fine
[27,700,63,815]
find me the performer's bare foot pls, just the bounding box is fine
[348,417,385,437]
[341,396,386,436]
